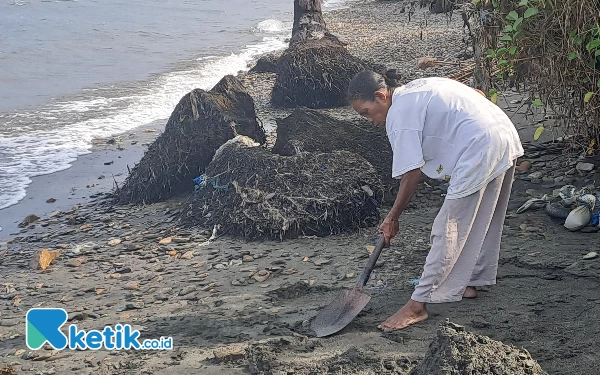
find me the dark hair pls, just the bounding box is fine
[347,69,402,102]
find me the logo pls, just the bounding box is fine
[26,308,172,350]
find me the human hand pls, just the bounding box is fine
[379,215,400,247]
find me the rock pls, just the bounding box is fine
[179,286,196,296]
[124,281,141,290]
[527,171,543,180]
[408,320,548,375]
[125,243,143,251]
[46,198,56,203]
[313,258,331,266]
[180,251,195,260]
[173,237,191,243]
[66,258,83,268]
[124,302,144,310]
[242,255,254,262]
[19,214,40,228]
[576,162,595,172]
[107,239,121,246]
[525,226,539,233]
[252,270,270,282]
[159,237,173,245]
[583,252,598,260]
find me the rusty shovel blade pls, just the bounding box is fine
[310,286,371,337]
[310,234,386,338]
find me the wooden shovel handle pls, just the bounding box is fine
[357,234,386,287]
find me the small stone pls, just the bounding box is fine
[242,255,254,263]
[14,349,26,356]
[583,252,598,260]
[19,214,40,228]
[125,302,144,310]
[66,258,83,268]
[179,286,196,296]
[230,259,243,266]
[107,239,121,247]
[46,198,56,203]
[313,258,331,266]
[180,251,195,260]
[252,270,270,282]
[124,281,140,290]
[159,237,173,245]
[576,162,594,172]
[527,171,543,179]
[566,168,577,175]
[173,237,190,243]
[125,243,143,251]
[525,226,539,233]
[105,273,121,279]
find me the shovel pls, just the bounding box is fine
[311,234,386,337]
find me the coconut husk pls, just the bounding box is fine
[271,38,372,109]
[272,108,396,196]
[114,75,266,204]
[179,136,383,240]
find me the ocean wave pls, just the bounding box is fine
[0,33,287,210]
[253,19,290,33]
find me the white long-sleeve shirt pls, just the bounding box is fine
[386,77,524,200]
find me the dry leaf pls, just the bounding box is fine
[167,250,177,256]
[193,262,205,268]
[96,289,105,295]
[142,129,156,133]
[366,245,375,254]
[121,312,131,319]
[105,273,121,279]
[79,224,92,231]
[302,257,309,262]
[12,295,21,306]
[34,249,61,270]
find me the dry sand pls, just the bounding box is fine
[1,2,599,375]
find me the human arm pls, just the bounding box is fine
[380,168,421,246]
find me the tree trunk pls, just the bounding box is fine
[290,0,341,46]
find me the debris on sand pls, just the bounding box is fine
[409,320,547,375]
[180,136,382,240]
[272,108,396,192]
[115,75,266,205]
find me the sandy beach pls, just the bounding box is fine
[2,1,600,374]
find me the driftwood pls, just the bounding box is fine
[114,76,266,205]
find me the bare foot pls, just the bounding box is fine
[378,299,428,332]
[463,286,477,299]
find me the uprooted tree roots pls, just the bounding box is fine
[114,75,266,205]
[272,108,397,195]
[271,38,376,109]
[179,136,383,240]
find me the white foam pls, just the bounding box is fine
[0,32,288,210]
[253,19,289,33]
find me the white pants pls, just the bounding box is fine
[411,163,515,303]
